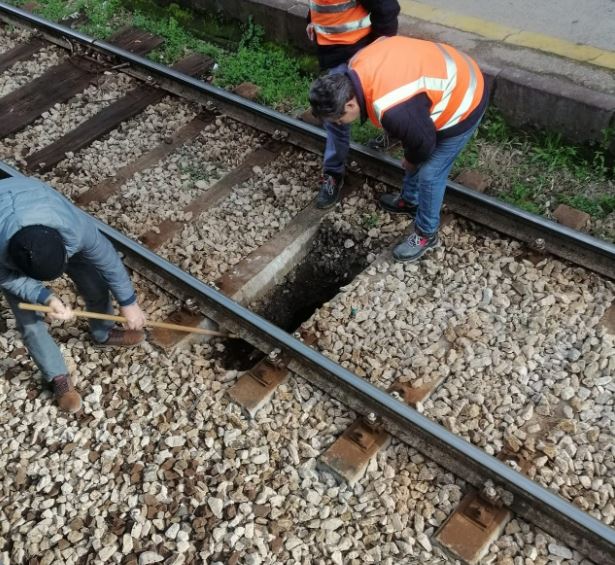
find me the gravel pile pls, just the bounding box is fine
[86,117,265,238]
[159,147,320,282]
[1,271,584,564]
[0,24,33,52]
[304,212,615,528]
[0,44,66,97]
[0,30,603,561]
[0,71,136,165]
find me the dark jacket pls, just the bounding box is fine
[309,0,400,70]
[0,172,137,306]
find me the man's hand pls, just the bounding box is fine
[120,302,146,330]
[306,23,315,42]
[45,296,74,321]
[401,158,417,172]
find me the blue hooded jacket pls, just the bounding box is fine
[0,166,136,306]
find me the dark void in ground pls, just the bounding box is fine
[219,221,372,370]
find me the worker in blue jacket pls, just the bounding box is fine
[0,170,146,413]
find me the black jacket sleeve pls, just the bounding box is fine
[361,0,400,37]
[381,93,437,164]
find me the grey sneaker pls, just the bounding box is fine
[393,231,439,262]
[316,174,343,209]
[378,193,417,216]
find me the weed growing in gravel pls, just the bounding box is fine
[361,212,381,229]
[178,163,211,182]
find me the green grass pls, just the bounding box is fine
[479,109,513,143]
[213,26,312,112]
[130,12,222,63]
[558,194,615,218]
[500,181,544,215]
[477,108,615,181]
[11,0,126,36]
[350,121,380,145]
[11,0,316,111]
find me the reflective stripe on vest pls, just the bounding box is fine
[312,14,371,36]
[310,0,358,13]
[310,0,371,45]
[372,43,479,129]
[442,51,478,128]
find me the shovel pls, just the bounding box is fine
[18,302,230,338]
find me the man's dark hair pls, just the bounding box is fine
[309,73,355,120]
[8,225,67,281]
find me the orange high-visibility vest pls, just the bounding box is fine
[310,0,372,46]
[349,36,485,130]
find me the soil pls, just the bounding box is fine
[218,220,372,370]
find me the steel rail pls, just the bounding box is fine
[1,6,615,561]
[1,2,614,280]
[2,158,614,562]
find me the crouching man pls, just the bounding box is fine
[309,36,488,262]
[0,170,146,413]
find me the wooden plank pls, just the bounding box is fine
[0,38,44,74]
[75,114,213,205]
[216,175,359,303]
[216,204,326,302]
[26,53,214,172]
[140,143,283,250]
[0,28,163,138]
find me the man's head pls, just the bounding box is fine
[8,225,67,281]
[309,73,361,125]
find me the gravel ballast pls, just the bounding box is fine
[0,24,608,563]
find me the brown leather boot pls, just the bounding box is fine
[101,328,145,347]
[52,375,82,413]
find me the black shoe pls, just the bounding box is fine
[316,174,343,209]
[378,193,417,216]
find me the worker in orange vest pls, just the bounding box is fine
[309,36,488,262]
[307,0,400,209]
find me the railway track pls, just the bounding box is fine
[0,3,614,564]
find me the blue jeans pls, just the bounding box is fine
[3,253,115,381]
[323,120,350,177]
[401,119,482,236]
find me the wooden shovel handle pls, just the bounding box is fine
[18,302,229,338]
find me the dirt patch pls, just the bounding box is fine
[218,220,374,370]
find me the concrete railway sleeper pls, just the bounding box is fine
[0,6,614,564]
